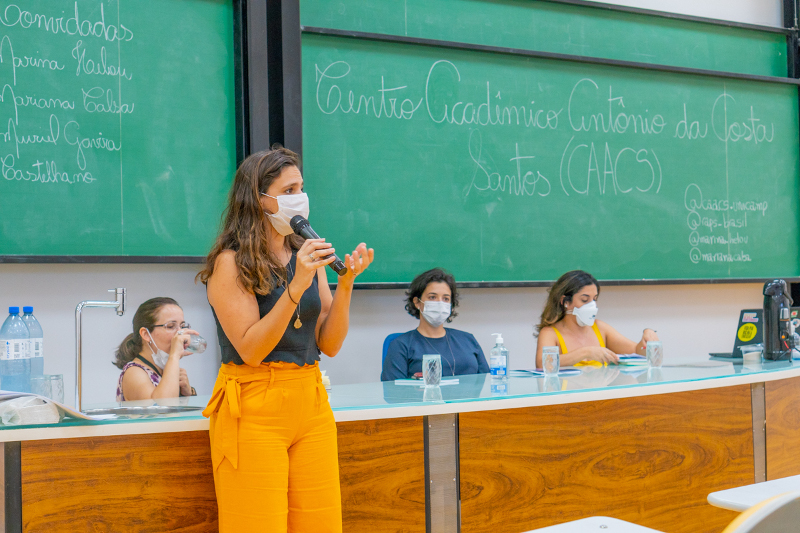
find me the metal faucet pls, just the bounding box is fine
[75,288,126,411]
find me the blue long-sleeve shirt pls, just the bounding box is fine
[381,328,489,381]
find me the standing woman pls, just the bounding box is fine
[198,146,373,532]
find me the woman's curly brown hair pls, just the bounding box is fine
[404,268,459,323]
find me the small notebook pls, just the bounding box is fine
[615,354,648,366]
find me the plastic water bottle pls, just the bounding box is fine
[490,333,509,381]
[0,307,31,392]
[22,307,44,376]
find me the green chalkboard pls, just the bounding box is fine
[301,32,800,283]
[302,0,788,78]
[0,0,236,257]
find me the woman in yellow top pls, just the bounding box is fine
[535,270,659,368]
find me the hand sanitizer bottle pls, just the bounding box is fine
[490,333,508,381]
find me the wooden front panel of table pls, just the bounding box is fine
[459,385,754,533]
[18,418,425,532]
[21,431,218,533]
[337,416,426,533]
[765,375,800,481]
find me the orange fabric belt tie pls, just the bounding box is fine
[202,361,325,472]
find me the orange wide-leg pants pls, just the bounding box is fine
[203,362,342,533]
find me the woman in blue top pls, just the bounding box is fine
[382,268,489,380]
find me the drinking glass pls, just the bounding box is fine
[423,386,443,402]
[422,354,441,387]
[739,344,763,362]
[179,326,207,354]
[542,346,560,377]
[30,374,64,404]
[543,376,562,392]
[646,341,663,368]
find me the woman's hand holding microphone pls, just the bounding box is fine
[289,239,375,298]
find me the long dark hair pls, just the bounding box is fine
[404,268,459,322]
[113,297,179,369]
[535,270,599,336]
[197,145,305,295]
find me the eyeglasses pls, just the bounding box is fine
[151,321,190,333]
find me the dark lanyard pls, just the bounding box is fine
[135,355,162,378]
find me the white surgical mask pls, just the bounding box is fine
[421,301,451,328]
[262,192,310,236]
[146,330,171,369]
[570,300,598,327]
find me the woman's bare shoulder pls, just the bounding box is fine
[208,251,240,290]
[213,250,237,271]
[538,325,557,338]
[595,319,613,333]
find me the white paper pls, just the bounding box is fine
[0,390,104,421]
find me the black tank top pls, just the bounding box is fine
[214,252,322,366]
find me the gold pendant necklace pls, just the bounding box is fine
[286,259,302,329]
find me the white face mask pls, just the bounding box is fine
[420,300,451,328]
[146,330,171,369]
[262,192,310,236]
[570,300,598,328]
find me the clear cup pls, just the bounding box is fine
[178,327,207,354]
[186,334,207,353]
[739,343,763,363]
[423,386,443,402]
[542,346,560,377]
[646,341,663,368]
[422,353,441,387]
[543,376,562,392]
[29,374,64,404]
[647,367,664,383]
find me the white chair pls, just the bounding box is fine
[525,491,800,533]
[719,490,800,533]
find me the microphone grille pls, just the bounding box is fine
[290,215,309,233]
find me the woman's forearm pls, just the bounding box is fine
[235,288,300,366]
[151,357,181,399]
[558,346,596,366]
[317,281,354,356]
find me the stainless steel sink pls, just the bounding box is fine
[81,405,204,417]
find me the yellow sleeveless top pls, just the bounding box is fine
[552,323,605,354]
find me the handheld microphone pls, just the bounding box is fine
[290,215,348,276]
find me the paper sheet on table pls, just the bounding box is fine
[0,390,107,421]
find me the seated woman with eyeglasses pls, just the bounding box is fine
[381,268,489,381]
[114,297,201,401]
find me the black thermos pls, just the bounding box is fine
[763,279,794,361]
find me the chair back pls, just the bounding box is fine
[722,491,800,533]
[382,333,403,364]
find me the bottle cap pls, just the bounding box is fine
[8,307,19,314]
[492,333,504,344]
[23,306,33,314]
